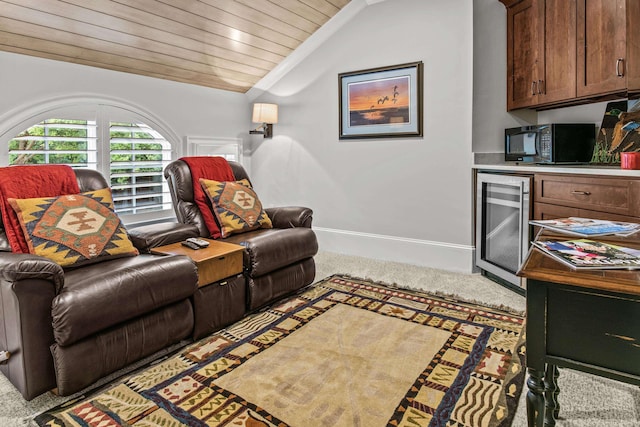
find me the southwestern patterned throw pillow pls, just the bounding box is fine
[200,178,272,238]
[8,188,139,267]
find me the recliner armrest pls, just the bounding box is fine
[0,252,62,399]
[128,222,199,253]
[265,206,313,229]
[0,252,64,293]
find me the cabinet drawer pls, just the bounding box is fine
[546,286,640,377]
[533,202,640,222]
[534,174,640,217]
[196,250,243,287]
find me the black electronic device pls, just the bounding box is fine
[504,123,596,164]
[181,240,201,250]
[186,237,210,248]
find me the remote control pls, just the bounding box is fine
[181,240,201,250]
[186,237,210,248]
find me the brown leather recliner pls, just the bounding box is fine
[0,169,199,400]
[164,159,318,311]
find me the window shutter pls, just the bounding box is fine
[8,119,97,168]
[109,122,172,215]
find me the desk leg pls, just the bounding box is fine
[544,364,560,424]
[527,368,545,427]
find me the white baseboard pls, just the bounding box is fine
[314,227,475,274]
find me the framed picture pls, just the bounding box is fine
[339,61,423,139]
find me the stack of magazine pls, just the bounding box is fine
[529,217,640,269]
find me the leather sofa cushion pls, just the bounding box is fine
[52,254,197,346]
[247,257,316,310]
[222,227,318,277]
[51,299,193,396]
[128,222,199,253]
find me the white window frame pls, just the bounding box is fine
[0,96,182,225]
[186,136,243,163]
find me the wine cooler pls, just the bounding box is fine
[475,172,532,294]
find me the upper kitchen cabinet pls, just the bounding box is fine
[628,0,640,96]
[505,0,540,109]
[502,0,576,110]
[576,0,627,98]
[538,0,577,105]
[500,0,637,110]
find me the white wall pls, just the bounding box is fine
[0,51,250,162]
[249,0,475,272]
[0,1,477,273]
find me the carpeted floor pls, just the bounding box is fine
[314,252,640,427]
[1,251,639,426]
[34,275,526,427]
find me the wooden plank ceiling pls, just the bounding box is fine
[0,0,350,92]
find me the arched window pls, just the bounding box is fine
[4,101,178,224]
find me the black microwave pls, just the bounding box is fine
[505,123,596,164]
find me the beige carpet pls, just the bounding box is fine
[215,304,453,426]
[0,251,638,426]
[315,252,640,427]
[34,274,526,426]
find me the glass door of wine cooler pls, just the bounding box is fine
[475,172,532,291]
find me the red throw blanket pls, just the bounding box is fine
[0,165,80,253]
[180,156,235,238]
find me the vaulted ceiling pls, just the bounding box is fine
[0,0,351,93]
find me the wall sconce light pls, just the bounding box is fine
[249,103,278,138]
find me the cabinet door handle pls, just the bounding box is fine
[538,79,544,94]
[616,58,625,77]
[531,81,537,96]
[571,190,591,195]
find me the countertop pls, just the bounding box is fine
[473,153,640,177]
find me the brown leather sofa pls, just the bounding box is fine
[164,159,318,311]
[0,169,199,400]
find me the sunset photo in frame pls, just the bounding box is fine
[339,61,423,139]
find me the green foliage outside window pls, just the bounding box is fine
[9,119,90,165]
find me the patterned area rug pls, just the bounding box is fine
[35,275,526,427]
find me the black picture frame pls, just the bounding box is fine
[339,61,423,139]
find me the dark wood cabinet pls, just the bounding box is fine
[534,201,640,223]
[537,0,577,105]
[501,0,637,110]
[627,0,640,96]
[504,0,576,110]
[533,173,640,221]
[576,0,627,98]
[505,0,540,109]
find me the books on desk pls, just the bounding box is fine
[529,217,640,237]
[532,239,640,269]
